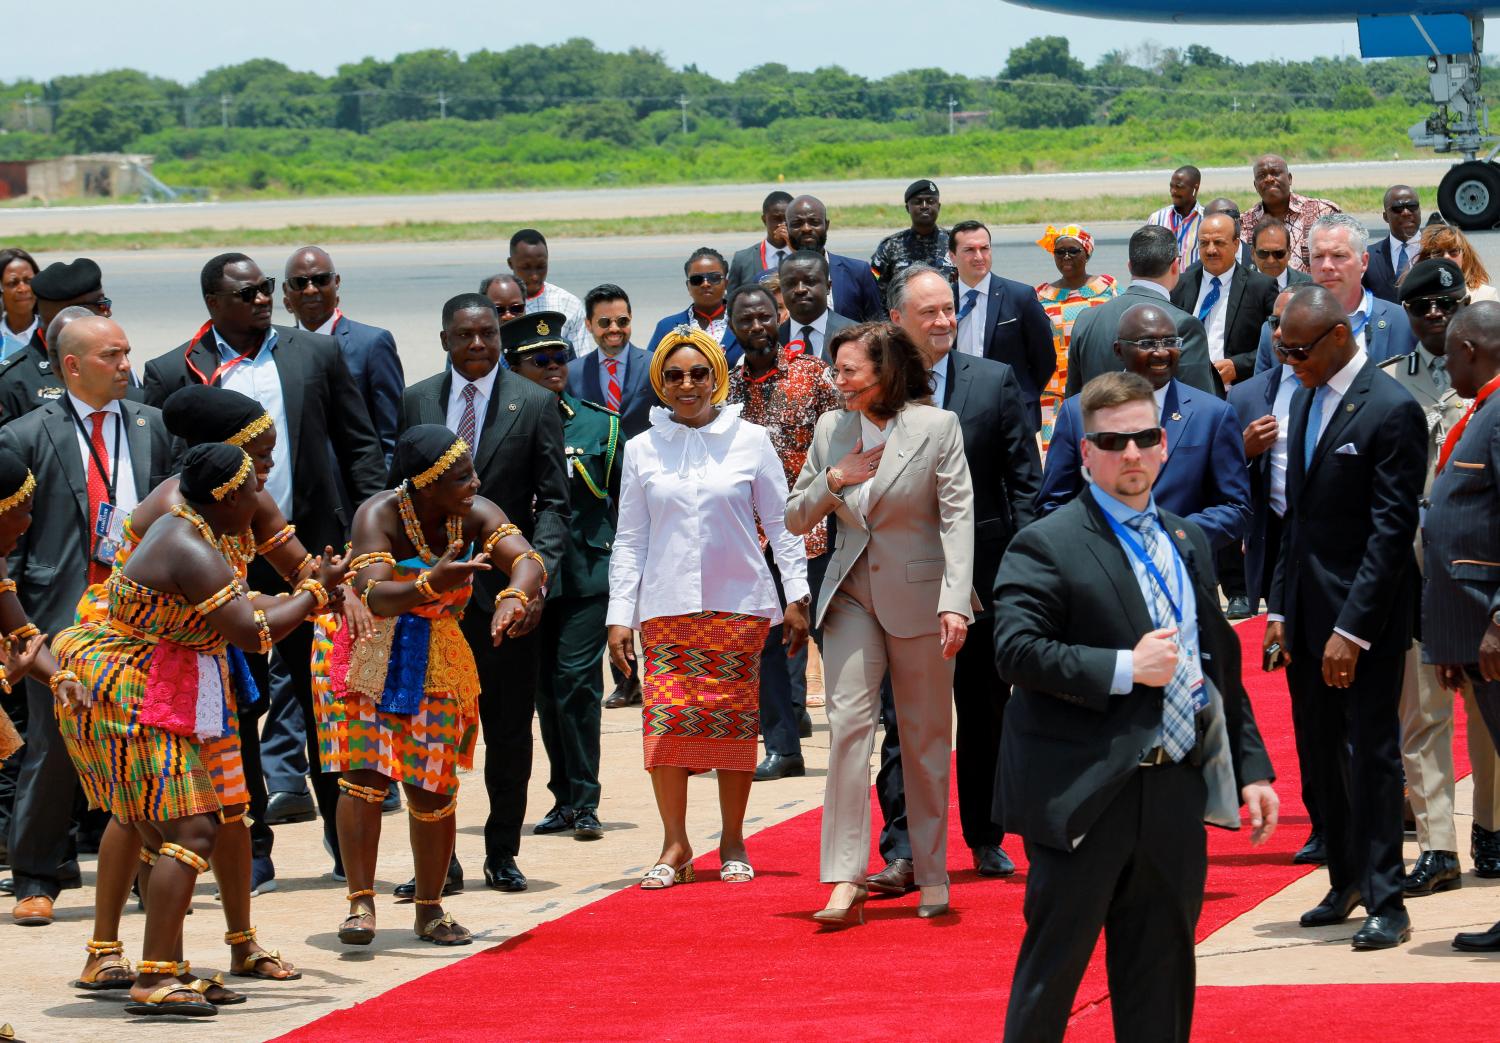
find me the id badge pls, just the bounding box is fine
[1185,641,1210,713]
[93,502,125,567]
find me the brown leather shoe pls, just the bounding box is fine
[866,858,916,896]
[12,894,54,926]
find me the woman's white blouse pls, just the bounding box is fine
[607,403,809,629]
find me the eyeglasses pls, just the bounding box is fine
[84,296,112,314]
[1254,248,1289,261]
[1274,321,1344,362]
[212,278,275,303]
[523,351,572,368]
[1053,246,1085,258]
[494,302,527,318]
[1118,337,1183,351]
[687,272,726,287]
[1387,201,1420,214]
[1083,427,1164,451]
[1403,295,1467,316]
[662,365,713,386]
[287,272,336,292]
[593,316,631,328]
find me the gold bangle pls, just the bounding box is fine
[253,610,271,654]
[496,587,529,607]
[413,572,439,601]
[482,523,522,557]
[294,577,330,610]
[510,550,548,587]
[49,669,80,696]
[0,579,16,596]
[7,623,40,643]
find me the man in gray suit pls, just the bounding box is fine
[1066,225,1216,397]
[2,316,175,925]
[1425,302,1500,951]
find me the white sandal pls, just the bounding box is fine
[640,862,695,889]
[720,860,755,883]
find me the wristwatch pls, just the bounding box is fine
[827,466,845,493]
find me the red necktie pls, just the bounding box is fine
[86,411,112,585]
[604,358,621,412]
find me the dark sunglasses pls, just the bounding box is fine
[85,296,112,314]
[593,316,631,328]
[1403,295,1466,315]
[662,365,713,386]
[688,272,726,287]
[287,272,336,292]
[212,278,275,303]
[1387,201,1420,214]
[1254,248,1289,261]
[1274,320,1344,362]
[1053,246,1085,258]
[523,351,571,368]
[1083,427,1164,451]
[494,302,527,318]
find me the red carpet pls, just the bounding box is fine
[277,619,1471,1042]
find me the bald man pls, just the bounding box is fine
[783,194,884,322]
[0,316,176,924]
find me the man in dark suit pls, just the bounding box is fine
[1204,197,1256,269]
[1171,213,1279,389]
[3,316,176,925]
[1066,225,1216,397]
[568,284,658,442]
[1425,302,1500,951]
[950,220,1056,431]
[726,190,792,294]
[399,296,570,892]
[143,251,387,885]
[872,264,1042,884]
[784,195,883,322]
[1249,218,1314,292]
[1264,285,1427,950]
[0,258,117,426]
[1039,302,1251,553]
[994,370,1276,1042]
[645,247,742,366]
[1363,185,1423,304]
[776,251,856,363]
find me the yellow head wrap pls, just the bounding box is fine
[649,325,730,407]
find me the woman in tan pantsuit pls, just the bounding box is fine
[786,322,975,926]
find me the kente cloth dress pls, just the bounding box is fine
[1035,273,1119,450]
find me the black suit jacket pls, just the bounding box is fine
[0,334,145,426]
[942,352,1041,614]
[1226,365,1283,609]
[1269,360,1427,654]
[566,344,659,441]
[0,399,176,633]
[142,324,387,555]
[959,273,1056,432]
[778,312,857,364]
[399,368,570,604]
[1171,262,1280,383]
[993,493,1273,852]
[1362,237,1411,304]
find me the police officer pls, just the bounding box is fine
[503,310,621,842]
[869,179,954,299]
[1386,257,1500,895]
[0,258,114,425]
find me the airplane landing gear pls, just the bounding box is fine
[1438,161,1500,231]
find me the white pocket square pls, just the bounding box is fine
[1335,442,1359,456]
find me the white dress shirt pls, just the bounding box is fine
[1387,234,1419,277]
[608,403,808,628]
[1267,364,1299,517]
[66,392,139,517]
[213,327,292,518]
[956,276,989,357]
[761,240,788,273]
[791,310,831,361]
[445,366,500,436]
[1,316,38,363]
[1193,265,1235,362]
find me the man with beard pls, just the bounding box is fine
[783,195,883,322]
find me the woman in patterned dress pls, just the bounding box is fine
[1034,224,1119,451]
[53,444,345,1017]
[325,424,544,948]
[606,326,809,890]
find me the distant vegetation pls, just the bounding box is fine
[0,37,1434,199]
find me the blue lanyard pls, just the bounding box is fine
[1102,511,1185,624]
[1171,209,1198,251]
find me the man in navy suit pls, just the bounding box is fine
[784,195,883,322]
[569,284,657,441]
[1363,186,1423,304]
[1253,214,1415,374]
[777,251,856,363]
[950,220,1056,432]
[1040,302,1250,553]
[645,247,742,367]
[1264,285,1427,950]
[726,190,792,294]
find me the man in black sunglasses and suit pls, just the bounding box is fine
[142,251,386,888]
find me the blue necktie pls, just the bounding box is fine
[1394,242,1409,276]
[1302,385,1330,470]
[1124,513,1197,761]
[1197,275,1221,322]
[957,288,979,324]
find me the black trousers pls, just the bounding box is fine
[1216,542,1247,600]
[1468,669,1500,752]
[1004,763,1207,1043]
[535,594,606,812]
[464,612,540,862]
[0,679,28,853]
[1288,647,1407,916]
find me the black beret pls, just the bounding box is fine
[180,443,250,504]
[904,180,939,203]
[1399,258,1467,302]
[500,310,572,360]
[391,423,463,488]
[162,386,269,446]
[30,258,102,302]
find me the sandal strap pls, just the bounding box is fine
[188,973,227,994]
[417,912,463,936]
[142,982,206,1006]
[720,860,755,880]
[86,939,125,956]
[241,949,290,974]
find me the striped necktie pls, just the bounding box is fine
[1124,513,1197,760]
[604,357,622,411]
[457,383,478,449]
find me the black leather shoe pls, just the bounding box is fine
[381,783,402,813]
[533,806,575,835]
[1404,850,1462,896]
[1454,919,1500,951]
[1300,887,1362,927]
[973,844,1016,877]
[1292,832,1327,866]
[798,710,814,739]
[572,809,604,840]
[264,789,316,826]
[604,676,642,709]
[393,854,464,900]
[484,856,528,892]
[1472,824,1500,878]
[1352,910,1412,950]
[753,753,806,781]
[867,858,916,896]
[1224,595,1252,620]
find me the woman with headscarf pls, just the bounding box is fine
[606,326,809,889]
[1415,223,1500,302]
[1034,224,1119,450]
[53,444,345,1018]
[324,424,544,948]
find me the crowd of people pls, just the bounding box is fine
[0,152,1498,1040]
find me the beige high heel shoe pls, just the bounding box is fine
[916,884,950,918]
[813,883,868,927]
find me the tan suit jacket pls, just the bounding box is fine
[787,403,977,637]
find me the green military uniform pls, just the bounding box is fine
[0,336,65,426]
[535,390,622,817]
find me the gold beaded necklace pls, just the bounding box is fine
[397,484,462,566]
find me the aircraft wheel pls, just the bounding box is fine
[1438,161,1500,230]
